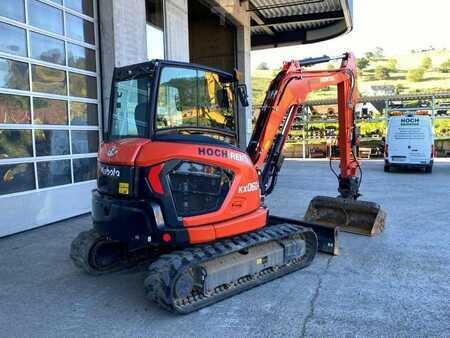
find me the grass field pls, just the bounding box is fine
[252,49,450,106]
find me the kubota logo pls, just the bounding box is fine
[107,146,118,157]
[101,166,120,177]
[238,181,259,193]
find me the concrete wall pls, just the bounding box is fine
[236,22,253,148]
[164,0,190,62]
[98,0,148,132]
[188,0,236,73]
[210,0,253,147]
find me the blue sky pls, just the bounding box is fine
[251,0,450,69]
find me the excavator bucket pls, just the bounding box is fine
[304,196,386,236]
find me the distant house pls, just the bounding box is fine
[367,85,396,96]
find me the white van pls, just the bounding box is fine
[384,114,434,173]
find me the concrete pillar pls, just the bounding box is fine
[236,15,252,148]
[98,0,148,132]
[164,0,189,62]
[208,0,252,148]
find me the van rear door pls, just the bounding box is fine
[387,116,432,165]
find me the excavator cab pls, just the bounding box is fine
[106,60,243,145]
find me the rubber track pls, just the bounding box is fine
[70,229,157,275]
[144,223,318,314]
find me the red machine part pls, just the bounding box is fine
[99,140,265,244]
[249,53,359,186]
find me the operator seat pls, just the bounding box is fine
[134,102,149,136]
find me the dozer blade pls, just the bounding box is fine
[304,196,386,236]
[268,215,339,255]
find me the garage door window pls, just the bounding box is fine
[0,0,100,197]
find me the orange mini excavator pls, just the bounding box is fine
[71,53,385,313]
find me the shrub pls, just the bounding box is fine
[421,56,432,70]
[357,57,370,70]
[439,59,450,73]
[407,67,425,82]
[386,58,397,72]
[374,66,390,80]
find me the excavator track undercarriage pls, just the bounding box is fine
[144,222,317,314]
[70,229,160,275]
[70,223,318,314]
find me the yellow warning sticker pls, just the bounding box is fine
[118,182,129,195]
[256,256,268,265]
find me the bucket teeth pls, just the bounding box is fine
[304,196,386,236]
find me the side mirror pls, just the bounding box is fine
[237,84,249,107]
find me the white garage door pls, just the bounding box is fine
[0,0,100,236]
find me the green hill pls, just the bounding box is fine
[252,49,450,106]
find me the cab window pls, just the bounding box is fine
[110,77,152,139]
[156,66,235,132]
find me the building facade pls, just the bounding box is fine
[0,0,254,236]
[0,0,352,236]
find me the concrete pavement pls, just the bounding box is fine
[1,160,449,337]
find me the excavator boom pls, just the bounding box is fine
[248,53,385,235]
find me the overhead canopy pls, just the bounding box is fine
[250,0,353,50]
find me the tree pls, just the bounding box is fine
[364,51,375,60]
[421,56,432,70]
[374,47,385,58]
[357,57,370,70]
[256,62,269,70]
[438,59,450,73]
[386,58,397,72]
[374,66,390,80]
[407,67,425,82]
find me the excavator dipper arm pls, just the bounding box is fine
[247,53,360,198]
